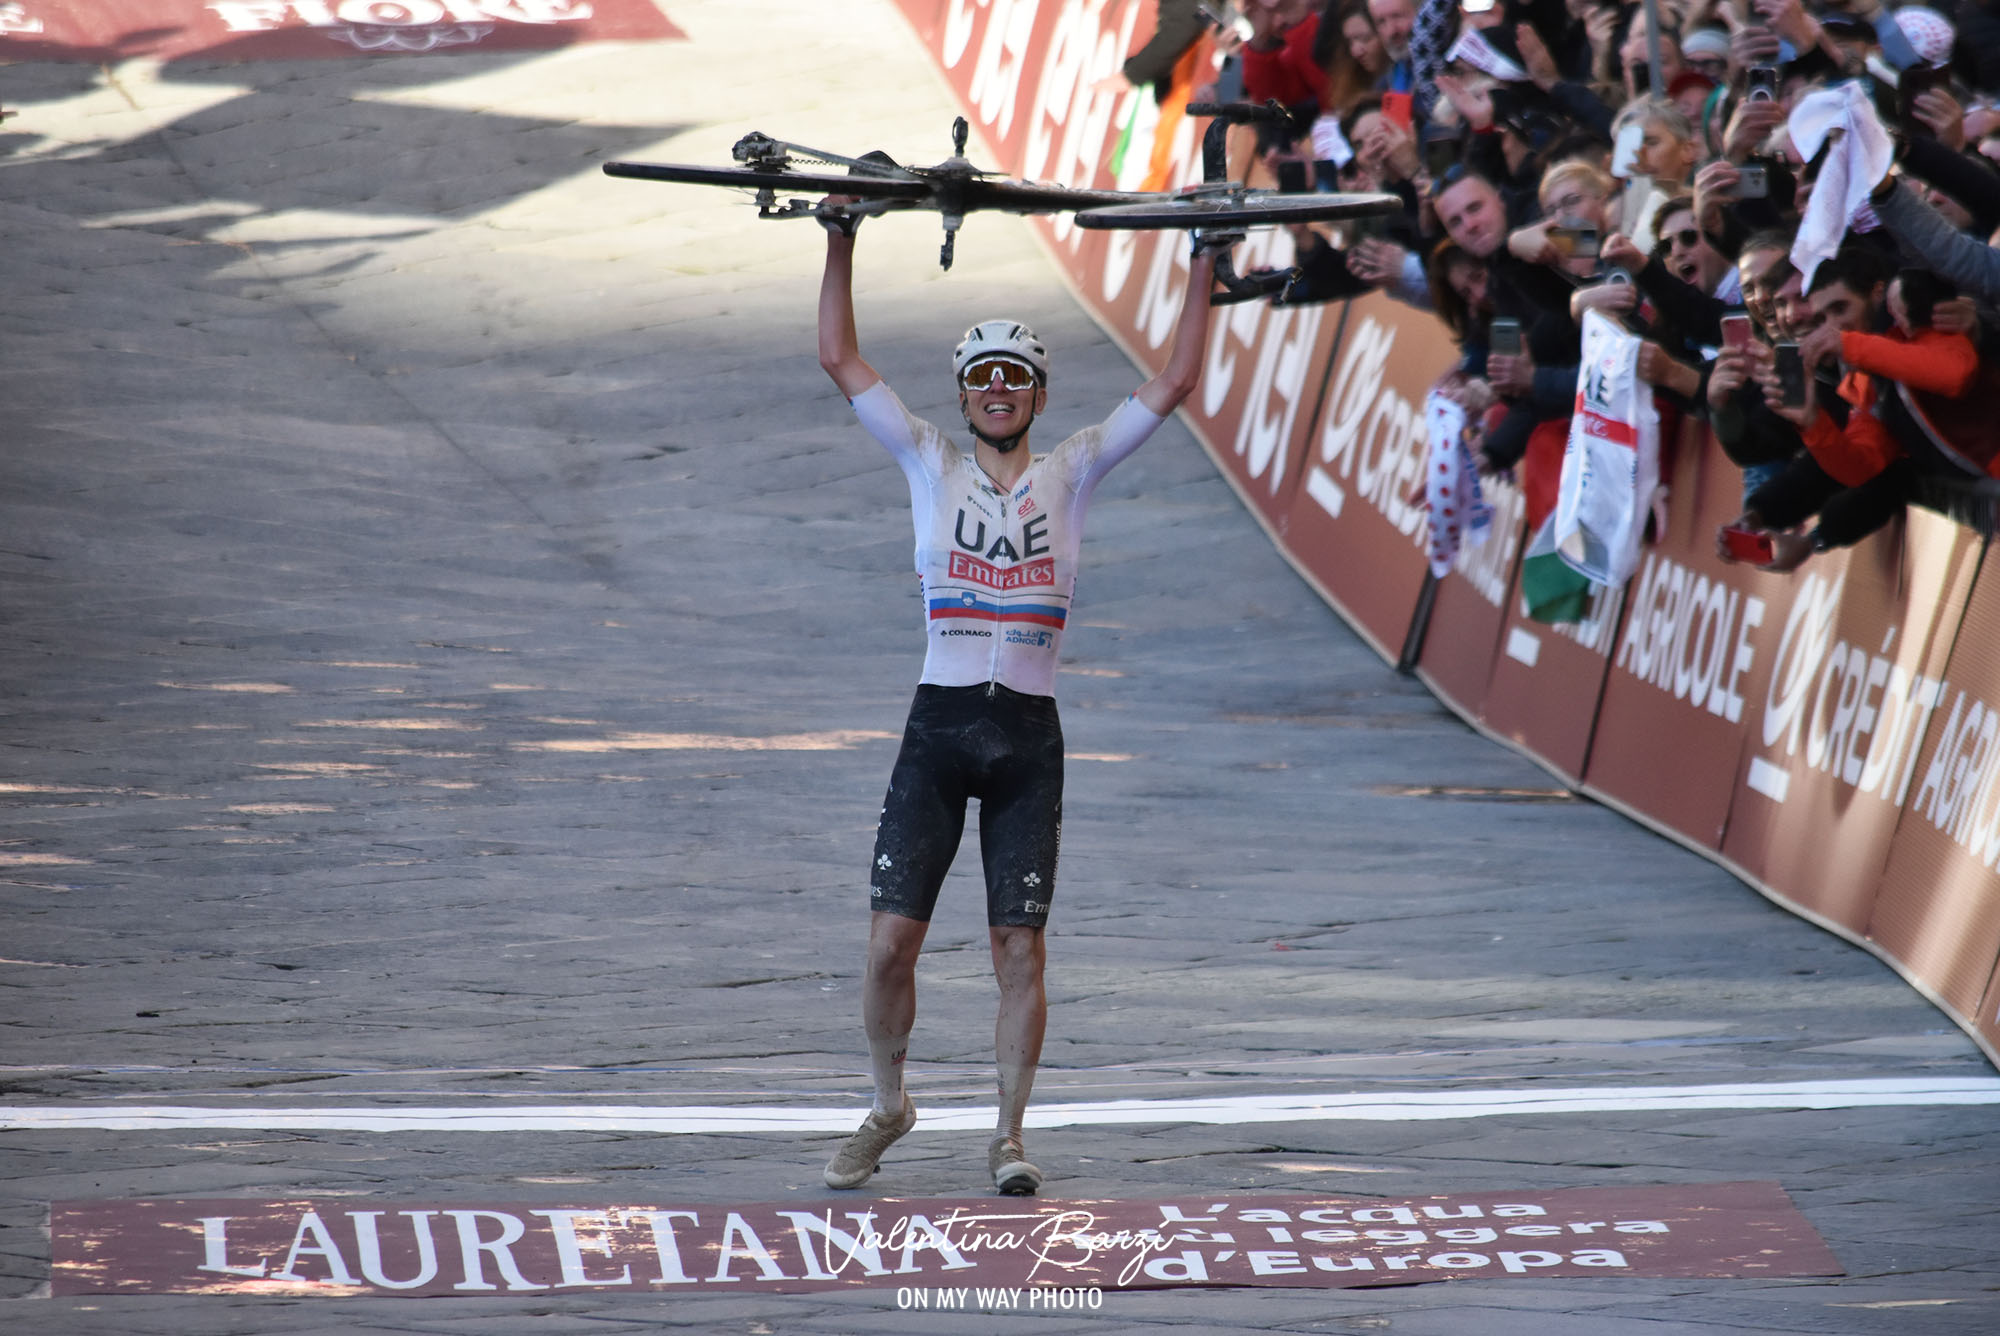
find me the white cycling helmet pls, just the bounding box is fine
[953,319,1049,384]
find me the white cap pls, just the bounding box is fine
[1895,6,1957,67]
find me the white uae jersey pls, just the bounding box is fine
[850,381,1164,698]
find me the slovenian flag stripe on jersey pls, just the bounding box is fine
[929,594,1068,628]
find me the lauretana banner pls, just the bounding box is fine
[51,1183,1839,1296]
[886,0,2000,1060]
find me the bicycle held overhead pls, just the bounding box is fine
[601,104,1401,303]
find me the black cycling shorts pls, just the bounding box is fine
[868,683,1063,929]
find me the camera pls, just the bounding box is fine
[1421,131,1462,180]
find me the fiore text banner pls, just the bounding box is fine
[0,1,683,62]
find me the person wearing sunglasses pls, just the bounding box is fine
[814,199,1224,1197]
[1592,196,1735,344]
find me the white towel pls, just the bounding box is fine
[1787,81,1895,288]
[1423,392,1493,578]
[1445,29,1529,84]
[1310,114,1354,168]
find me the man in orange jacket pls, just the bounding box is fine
[1726,249,1980,571]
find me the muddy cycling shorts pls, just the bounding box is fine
[868,683,1063,928]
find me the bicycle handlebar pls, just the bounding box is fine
[1186,100,1296,125]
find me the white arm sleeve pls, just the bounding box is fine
[1061,393,1166,493]
[850,381,946,483]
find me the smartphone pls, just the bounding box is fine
[1552,225,1601,260]
[1489,317,1522,357]
[1381,91,1414,132]
[1196,0,1254,42]
[1721,524,1776,565]
[1898,61,1949,130]
[1747,65,1780,103]
[1612,122,1644,178]
[1422,133,1461,179]
[1276,158,1309,194]
[1728,163,1769,199]
[1774,341,1807,407]
[1720,313,1754,350]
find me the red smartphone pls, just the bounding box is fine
[1720,314,1753,351]
[1721,524,1775,564]
[1381,91,1414,132]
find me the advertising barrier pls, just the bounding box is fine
[1476,582,1623,784]
[888,0,2000,1064]
[1285,294,1460,657]
[1584,420,1780,850]
[1416,471,1525,721]
[1866,555,2000,1022]
[1723,509,1981,938]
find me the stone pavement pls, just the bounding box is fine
[1,1,1996,1331]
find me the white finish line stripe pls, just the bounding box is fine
[4,1078,1997,1133]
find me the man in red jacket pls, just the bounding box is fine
[1242,0,1322,106]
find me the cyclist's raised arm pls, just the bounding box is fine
[1134,246,1219,416]
[818,215,882,400]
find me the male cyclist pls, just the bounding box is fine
[816,205,1223,1195]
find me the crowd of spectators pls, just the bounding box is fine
[1147,0,2000,575]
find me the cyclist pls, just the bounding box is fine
[816,203,1226,1195]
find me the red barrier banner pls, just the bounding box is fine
[1188,248,1340,530]
[1281,293,1459,658]
[1584,425,1770,848]
[1722,509,1981,936]
[1064,208,1332,533]
[1418,477,1526,720]
[904,0,1152,179]
[0,1,681,62]
[51,1183,1839,1296]
[1981,948,2000,1058]
[1477,582,1625,783]
[1867,551,2000,1021]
